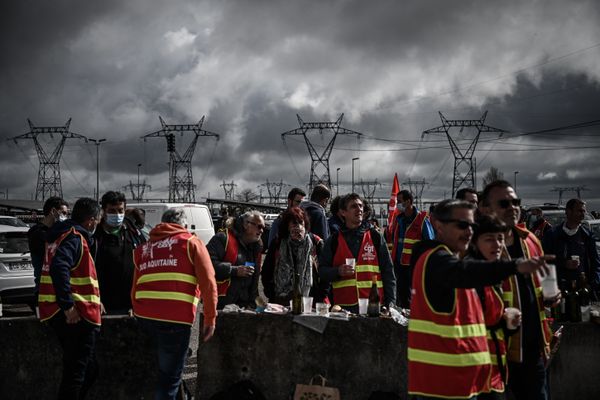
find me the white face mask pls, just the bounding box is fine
[58,214,68,222]
[397,202,406,213]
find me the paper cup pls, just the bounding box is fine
[358,298,369,315]
[345,258,356,267]
[505,307,521,330]
[538,263,560,299]
[302,296,313,314]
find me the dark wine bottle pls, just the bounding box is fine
[367,275,380,317]
[292,272,302,315]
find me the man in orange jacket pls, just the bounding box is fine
[132,208,218,400]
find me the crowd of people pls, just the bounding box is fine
[30,179,600,399]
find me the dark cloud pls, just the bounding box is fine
[1,0,599,208]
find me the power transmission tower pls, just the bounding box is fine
[221,181,237,200]
[281,114,362,193]
[142,116,219,202]
[551,186,589,205]
[259,179,290,206]
[11,118,87,201]
[422,111,506,197]
[402,178,428,209]
[359,179,381,206]
[123,181,152,201]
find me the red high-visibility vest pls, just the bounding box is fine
[482,285,507,392]
[502,224,552,363]
[331,230,382,306]
[408,244,492,398]
[38,227,101,325]
[132,231,200,326]
[217,229,239,297]
[391,210,428,266]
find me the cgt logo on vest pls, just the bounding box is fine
[363,242,376,262]
[141,237,179,259]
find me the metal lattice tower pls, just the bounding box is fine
[259,179,290,206]
[123,181,152,201]
[402,178,428,209]
[142,116,219,202]
[359,179,381,206]
[11,118,87,201]
[551,186,589,205]
[281,114,362,193]
[423,112,506,197]
[221,181,237,200]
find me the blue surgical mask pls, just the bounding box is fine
[105,213,125,227]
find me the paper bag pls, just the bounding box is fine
[294,375,341,400]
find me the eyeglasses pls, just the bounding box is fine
[247,221,266,230]
[438,219,478,230]
[497,198,521,209]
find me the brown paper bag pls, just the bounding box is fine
[294,375,341,400]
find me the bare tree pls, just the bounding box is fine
[236,188,259,203]
[482,166,505,188]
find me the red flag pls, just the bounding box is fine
[387,173,400,229]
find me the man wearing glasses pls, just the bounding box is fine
[479,180,556,400]
[408,199,551,399]
[207,210,265,309]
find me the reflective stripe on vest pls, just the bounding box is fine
[408,244,492,398]
[392,211,428,266]
[501,225,553,363]
[331,230,382,306]
[132,232,201,326]
[38,227,101,325]
[217,229,238,297]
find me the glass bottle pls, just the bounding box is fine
[292,272,302,315]
[566,280,582,322]
[367,275,381,317]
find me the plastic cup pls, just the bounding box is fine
[571,255,580,261]
[358,298,369,315]
[505,307,521,330]
[538,263,560,299]
[345,258,356,267]
[302,296,313,314]
[316,302,330,316]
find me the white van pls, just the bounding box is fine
[128,203,215,244]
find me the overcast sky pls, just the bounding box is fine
[1,0,599,210]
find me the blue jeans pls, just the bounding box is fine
[138,318,192,400]
[508,355,548,400]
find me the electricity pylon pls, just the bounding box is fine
[422,112,506,197]
[402,178,428,209]
[11,118,87,200]
[259,179,290,205]
[281,114,362,193]
[221,181,237,200]
[142,116,219,202]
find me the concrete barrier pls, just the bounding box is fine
[0,315,157,399]
[1,314,598,399]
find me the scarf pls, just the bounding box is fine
[274,235,313,298]
[562,223,579,236]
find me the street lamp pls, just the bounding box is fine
[336,167,341,196]
[89,138,107,202]
[137,163,142,200]
[352,157,359,194]
[514,171,519,192]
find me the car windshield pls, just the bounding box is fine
[0,217,28,228]
[0,232,30,254]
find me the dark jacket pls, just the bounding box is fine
[206,230,261,309]
[542,222,600,290]
[261,232,326,304]
[93,219,146,313]
[28,222,49,291]
[301,200,330,241]
[410,240,519,313]
[318,224,396,307]
[45,220,95,311]
[327,214,344,237]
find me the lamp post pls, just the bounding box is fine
[137,163,142,200]
[336,167,341,196]
[514,171,519,192]
[352,157,359,194]
[89,138,106,203]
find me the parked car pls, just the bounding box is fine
[0,216,29,228]
[128,203,215,245]
[0,224,34,306]
[583,219,600,254]
[524,203,593,230]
